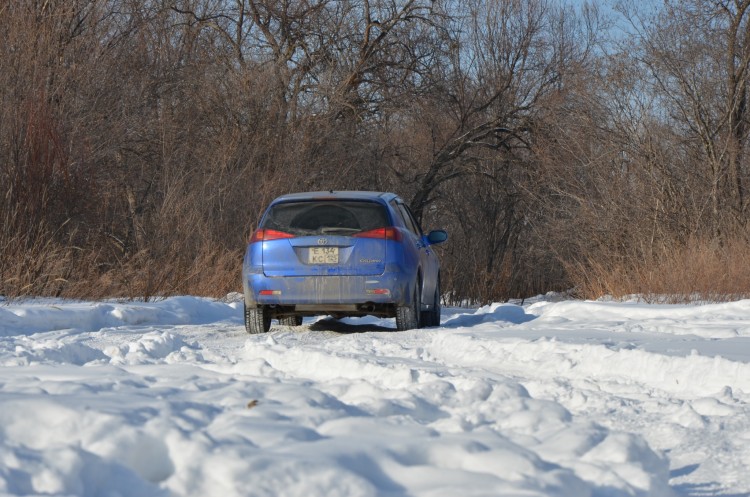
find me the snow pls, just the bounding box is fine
[1,296,749,496]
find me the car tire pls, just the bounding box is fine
[396,280,421,331]
[245,303,271,334]
[422,281,441,327]
[279,316,303,326]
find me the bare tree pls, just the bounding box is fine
[619,0,750,236]
[402,0,601,221]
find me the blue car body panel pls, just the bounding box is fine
[260,236,388,277]
[242,191,443,319]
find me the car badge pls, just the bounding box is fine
[317,238,328,245]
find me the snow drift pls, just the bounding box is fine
[1,296,748,496]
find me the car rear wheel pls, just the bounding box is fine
[396,280,421,331]
[279,316,303,326]
[245,303,271,334]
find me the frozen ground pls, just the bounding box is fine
[1,295,749,497]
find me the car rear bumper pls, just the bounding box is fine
[243,272,411,307]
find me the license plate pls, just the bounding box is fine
[309,247,339,264]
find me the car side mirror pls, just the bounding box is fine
[426,230,448,245]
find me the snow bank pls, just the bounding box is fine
[428,331,750,398]
[1,296,749,495]
[234,332,673,497]
[528,299,750,338]
[0,296,240,336]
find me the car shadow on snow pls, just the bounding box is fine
[299,303,538,334]
[307,317,396,334]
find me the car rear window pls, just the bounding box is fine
[262,201,390,236]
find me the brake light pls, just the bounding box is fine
[354,227,402,241]
[249,229,296,243]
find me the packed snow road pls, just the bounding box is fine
[0,296,749,497]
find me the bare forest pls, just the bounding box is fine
[3,0,750,304]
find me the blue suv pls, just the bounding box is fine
[242,191,447,333]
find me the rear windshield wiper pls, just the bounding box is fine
[320,227,361,235]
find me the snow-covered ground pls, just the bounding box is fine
[1,295,749,497]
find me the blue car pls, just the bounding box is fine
[242,191,448,333]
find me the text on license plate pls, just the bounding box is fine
[309,247,339,264]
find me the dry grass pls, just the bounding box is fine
[88,247,241,301]
[6,227,750,305]
[1,227,242,301]
[568,237,750,303]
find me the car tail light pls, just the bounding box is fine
[259,290,281,295]
[249,229,296,243]
[354,227,402,241]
